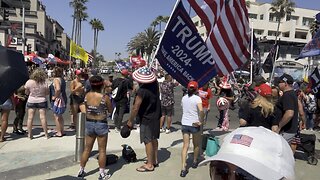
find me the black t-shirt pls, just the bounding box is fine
[239,106,279,130]
[136,82,161,124]
[220,88,233,97]
[276,90,299,133]
[112,77,133,102]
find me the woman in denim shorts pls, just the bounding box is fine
[77,75,113,179]
[24,69,49,139]
[180,81,204,177]
[0,97,13,142]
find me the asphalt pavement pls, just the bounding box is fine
[0,82,320,180]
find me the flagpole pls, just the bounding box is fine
[149,0,181,68]
[269,41,280,84]
[250,21,254,84]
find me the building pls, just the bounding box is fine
[192,0,319,79]
[0,0,70,61]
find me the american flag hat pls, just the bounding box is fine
[132,67,156,84]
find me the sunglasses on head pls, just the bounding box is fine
[209,161,259,180]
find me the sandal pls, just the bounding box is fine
[180,169,188,177]
[192,161,198,169]
[144,161,159,167]
[136,166,154,172]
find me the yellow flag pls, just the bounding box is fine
[70,40,88,63]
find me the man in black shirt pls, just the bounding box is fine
[127,67,161,172]
[276,73,299,152]
[112,69,133,132]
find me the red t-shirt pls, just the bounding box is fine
[198,87,213,108]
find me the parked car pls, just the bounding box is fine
[101,69,110,74]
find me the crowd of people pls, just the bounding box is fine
[1,64,319,179]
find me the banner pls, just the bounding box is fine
[155,1,217,87]
[262,43,279,73]
[309,67,320,94]
[130,56,146,68]
[70,40,88,63]
[296,30,320,60]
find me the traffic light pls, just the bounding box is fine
[27,44,31,54]
[3,9,9,21]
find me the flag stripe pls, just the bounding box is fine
[189,0,250,75]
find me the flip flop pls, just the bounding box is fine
[136,166,154,172]
[144,161,159,167]
[53,134,64,138]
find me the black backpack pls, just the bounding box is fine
[112,78,126,101]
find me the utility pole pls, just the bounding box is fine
[22,2,25,54]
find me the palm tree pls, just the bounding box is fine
[309,20,319,37]
[151,15,169,32]
[90,18,104,67]
[269,0,295,44]
[127,32,146,56]
[142,27,161,62]
[69,0,88,45]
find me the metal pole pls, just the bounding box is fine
[75,112,85,162]
[22,5,25,54]
[250,21,254,84]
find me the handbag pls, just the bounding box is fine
[205,136,220,157]
[52,97,66,115]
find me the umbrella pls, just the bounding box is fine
[0,46,29,104]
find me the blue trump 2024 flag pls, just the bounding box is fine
[155,1,216,88]
[296,30,320,60]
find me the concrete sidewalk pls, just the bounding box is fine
[0,126,320,180]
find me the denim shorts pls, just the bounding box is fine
[85,120,109,136]
[181,125,200,134]
[0,99,13,110]
[26,101,48,109]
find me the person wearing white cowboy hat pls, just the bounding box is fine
[200,126,295,180]
[127,67,161,172]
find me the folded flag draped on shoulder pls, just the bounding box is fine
[296,30,320,60]
[262,43,279,73]
[70,40,88,63]
[188,0,251,76]
[309,67,320,95]
[155,1,217,87]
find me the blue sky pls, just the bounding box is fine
[41,0,319,61]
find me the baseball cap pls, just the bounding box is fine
[187,81,198,89]
[120,125,131,138]
[278,73,294,84]
[199,127,295,180]
[257,83,272,97]
[121,69,129,76]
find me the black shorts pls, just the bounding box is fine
[140,119,160,144]
[69,94,84,105]
[161,104,174,116]
[26,101,48,109]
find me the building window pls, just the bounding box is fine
[268,30,279,36]
[260,14,264,20]
[302,17,314,26]
[269,13,279,22]
[282,32,290,37]
[295,31,307,39]
[249,13,257,19]
[254,29,264,35]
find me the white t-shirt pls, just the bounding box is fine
[181,94,202,126]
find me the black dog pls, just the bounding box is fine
[121,144,137,163]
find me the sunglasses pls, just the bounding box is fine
[209,161,258,180]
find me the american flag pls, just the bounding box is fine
[87,52,93,62]
[188,0,250,76]
[230,134,253,147]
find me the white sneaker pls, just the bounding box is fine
[160,128,165,133]
[165,129,171,134]
[98,172,111,180]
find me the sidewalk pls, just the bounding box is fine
[0,126,320,180]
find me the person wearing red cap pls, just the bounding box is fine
[180,81,204,177]
[239,83,279,131]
